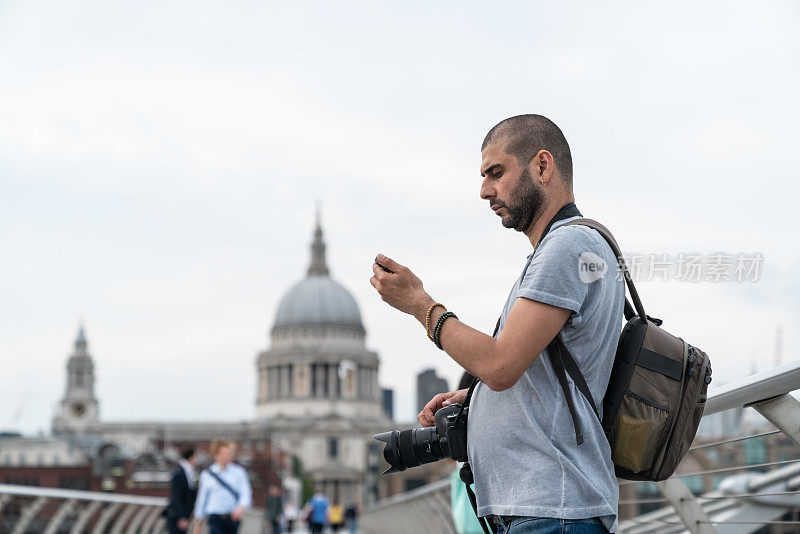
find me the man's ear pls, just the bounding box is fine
[535,150,555,183]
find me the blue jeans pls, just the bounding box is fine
[493,516,608,534]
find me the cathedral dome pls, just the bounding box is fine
[272,215,364,331]
[274,275,362,329]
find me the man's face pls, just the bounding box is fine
[215,444,235,465]
[480,141,546,232]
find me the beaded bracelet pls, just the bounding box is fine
[432,311,458,350]
[425,302,446,341]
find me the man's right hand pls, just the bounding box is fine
[417,388,469,427]
[177,518,188,530]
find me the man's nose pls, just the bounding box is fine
[480,177,495,200]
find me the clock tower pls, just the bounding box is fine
[53,323,100,435]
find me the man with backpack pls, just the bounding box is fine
[304,489,329,534]
[370,115,623,533]
[193,440,253,534]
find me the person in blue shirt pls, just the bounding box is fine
[305,490,329,534]
[193,440,253,534]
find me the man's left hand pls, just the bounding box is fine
[370,254,432,317]
[231,505,245,522]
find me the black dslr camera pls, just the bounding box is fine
[373,403,468,474]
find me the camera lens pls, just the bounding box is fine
[373,427,443,474]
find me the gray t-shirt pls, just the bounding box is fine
[467,216,624,532]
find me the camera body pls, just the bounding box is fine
[374,403,468,474]
[434,403,468,462]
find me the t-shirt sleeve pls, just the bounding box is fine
[517,225,602,322]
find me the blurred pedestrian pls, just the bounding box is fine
[344,501,359,534]
[328,498,344,532]
[265,485,284,534]
[193,440,253,534]
[283,501,298,532]
[305,489,329,534]
[166,448,198,534]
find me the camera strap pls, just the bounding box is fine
[460,463,496,534]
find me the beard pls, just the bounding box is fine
[491,167,547,232]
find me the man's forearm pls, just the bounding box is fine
[412,298,511,391]
[372,256,566,391]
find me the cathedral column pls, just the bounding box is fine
[259,368,267,402]
[314,364,327,397]
[328,364,339,398]
[280,365,290,397]
[358,365,368,400]
[270,366,279,399]
[343,366,356,399]
[295,364,310,397]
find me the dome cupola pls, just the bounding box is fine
[272,212,364,333]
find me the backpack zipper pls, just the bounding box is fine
[652,344,707,478]
[650,339,690,475]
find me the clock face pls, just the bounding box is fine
[71,402,86,417]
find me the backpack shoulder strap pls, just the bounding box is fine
[548,334,599,446]
[548,218,642,445]
[561,218,646,322]
[206,468,240,501]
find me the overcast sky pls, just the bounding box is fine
[2,1,799,434]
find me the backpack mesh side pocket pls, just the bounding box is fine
[611,391,670,474]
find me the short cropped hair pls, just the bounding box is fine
[209,439,234,457]
[482,114,573,186]
[181,447,195,460]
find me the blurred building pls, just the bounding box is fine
[695,405,744,440]
[381,388,394,420]
[416,368,449,414]
[254,214,391,504]
[52,325,99,435]
[0,432,285,504]
[34,214,394,507]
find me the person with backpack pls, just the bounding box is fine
[193,440,253,534]
[370,115,623,533]
[304,489,329,534]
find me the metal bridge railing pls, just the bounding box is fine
[360,478,455,534]
[0,483,168,534]
[0,484,266,534]
[361,359,800,534]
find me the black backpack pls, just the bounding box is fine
[553,218,712,481]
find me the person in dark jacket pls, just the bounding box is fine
[264,485,284,534]
[167,448,198,533]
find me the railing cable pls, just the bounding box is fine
[690,490,800,500]
[700,520,800,525]
[620,458,800,485]
[689,429,782,451]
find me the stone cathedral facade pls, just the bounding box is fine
[255,216,390,502]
